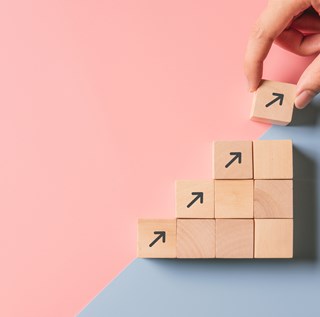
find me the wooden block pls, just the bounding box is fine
[137,219,176,258]
[177,219,215,258]
[253,140,293,179]
[176,180,214,218]
[250,80,296,126]
[216,219,254,258]
[254,219,293,258]
[215,180,253,218]
[254,180,293,218]
[212,141,253,179]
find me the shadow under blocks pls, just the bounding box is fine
[293,146,317,260]
[290,98,320,260]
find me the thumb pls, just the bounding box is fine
[295,54,320,109]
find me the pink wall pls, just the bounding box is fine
[0,1,311,316]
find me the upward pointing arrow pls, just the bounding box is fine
[149,231,166,247]
[225,152,242,168]
[265,92,284,108]
[187,192,204,208]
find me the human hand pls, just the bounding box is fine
[244,0,320,109]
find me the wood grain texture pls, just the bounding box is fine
[212,141,253,179]
[253,140,293,179]
[177,219,215,258]
[215,180,253,218]
[176,180,214,218]
[137,219,176,258]
[250,80,296,126]
[254,219,293,258]
[216,219,253,258]
[254,180,293,218]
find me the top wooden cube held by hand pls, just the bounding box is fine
[250,80,296,126]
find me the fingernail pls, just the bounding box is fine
[246,79,254,92]
[295,90,316,109]
[248,84,256,93]
[248,80,259,92]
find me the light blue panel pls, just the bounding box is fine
[79,98,320,317]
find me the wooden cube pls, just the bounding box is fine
[212,141,253,179]
[215,180,253,218]
[253,140,293,179]
[137,219,176,258]
[254,180,293,218]
[216,219,254,258]
[254,219,293,258]
[176,180,214,218]
[177,219,215,258]
[250,80,296,126]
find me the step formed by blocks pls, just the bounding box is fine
[250,80,296,126]
[215,180,253,218]
[212,141,253,179]
[254,219,293,258]
[253,140,293,179]
[137,219,176,258]
[176,180,214,218]
[216,219,254,258]
[177,219,215,258]
[254,180,293,218]
[137,137,294,259]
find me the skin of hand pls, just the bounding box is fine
[244,0,320,109]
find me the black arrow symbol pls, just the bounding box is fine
[265,92,284,108]
[149,231,166,247]
[225,152,242,168]
[187,192,204,208]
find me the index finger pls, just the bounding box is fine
[244,1,308,91]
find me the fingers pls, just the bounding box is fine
[295,54,320,108]
[275,28,320,56]
[244,1,309,91]
[244,26,271,92]
[291,12,320,33]
[311,0,320,14]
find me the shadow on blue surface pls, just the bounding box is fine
[290,102,320,127]
[79,98,320,317]
[293,147,317,260]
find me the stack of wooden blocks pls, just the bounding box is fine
[138,139,293,259]
[137,80,295,259]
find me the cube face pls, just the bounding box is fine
[177,219,215,258]
[176,180,214,219]
[212,141,253,179]
[254,219,293,258]
[250,80,296,126]
[254,180,293,218]
[215,180,253,218]
[137,219,176,258]
[216,219,254,258]
[253,140,293,179]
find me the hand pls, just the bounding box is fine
[244,0,320,109]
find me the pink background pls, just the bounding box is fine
[0,1,311,316]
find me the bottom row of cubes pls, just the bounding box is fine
[137,219,293,259]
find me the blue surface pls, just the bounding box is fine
[79,99,320,317]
